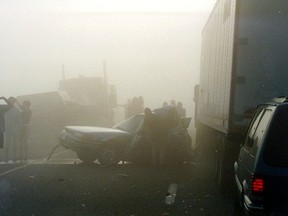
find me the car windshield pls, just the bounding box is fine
[113,115,144,133]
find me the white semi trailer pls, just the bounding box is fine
[194,0,288,189]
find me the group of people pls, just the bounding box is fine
[125,96,144,119]
[163,99,186,117]
[125,97,186,119]
[0,97,32,162]
[142,105,180,166]
[141,99,188,165]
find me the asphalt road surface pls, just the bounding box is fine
[0,150,233,216]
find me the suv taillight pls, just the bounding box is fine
[251,175,264,195]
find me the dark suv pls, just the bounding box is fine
[234,96,288,215]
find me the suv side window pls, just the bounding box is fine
[244,108,272,156]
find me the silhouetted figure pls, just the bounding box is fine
[16,100,32,161]
[125,96,145,118]
[0,97,13,149]
[160,105,183,164]
[164,106,178,129]
[142,108,166,166]
[4,97,21,162]
[162,101,168,107]
[176,101,186,117]
[170,99,176,106]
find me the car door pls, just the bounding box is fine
[236,107,273,194]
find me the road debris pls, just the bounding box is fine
[165,183,177,205]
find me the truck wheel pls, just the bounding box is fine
[98,146,121,165]
[215,137,225,188]
[77,151,97,163]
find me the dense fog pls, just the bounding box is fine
[0,0,215,117]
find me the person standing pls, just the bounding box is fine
[170,99,176,106]
[142,108,166,166]
[4,97,21,162]
[176,101,186,117]
[0,97,13,150]
[162,101,168,107]
[16,100,32,161]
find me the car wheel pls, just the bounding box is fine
[98,146,121,165]
[77,151,97,163]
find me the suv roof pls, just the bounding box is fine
[266,96,288,105]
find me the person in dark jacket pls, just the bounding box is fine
[142,107,167,165]
[0,97,13,149]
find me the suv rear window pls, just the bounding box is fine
[263,105,288,167]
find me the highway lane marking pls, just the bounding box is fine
[0,149,71,177]
[0,163,32,177]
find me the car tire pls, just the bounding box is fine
[77,151,97,163]
[98,146,121,165]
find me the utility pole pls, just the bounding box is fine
[103,60,109,113]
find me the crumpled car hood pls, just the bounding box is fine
[65,126,132,143]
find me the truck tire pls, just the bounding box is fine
[215,137,225,188]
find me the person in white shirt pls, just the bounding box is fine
[0,97,13,150]
[4,97,21,162]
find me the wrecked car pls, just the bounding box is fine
[58,106,192,165]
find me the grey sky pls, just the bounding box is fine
[0,0,216,115]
